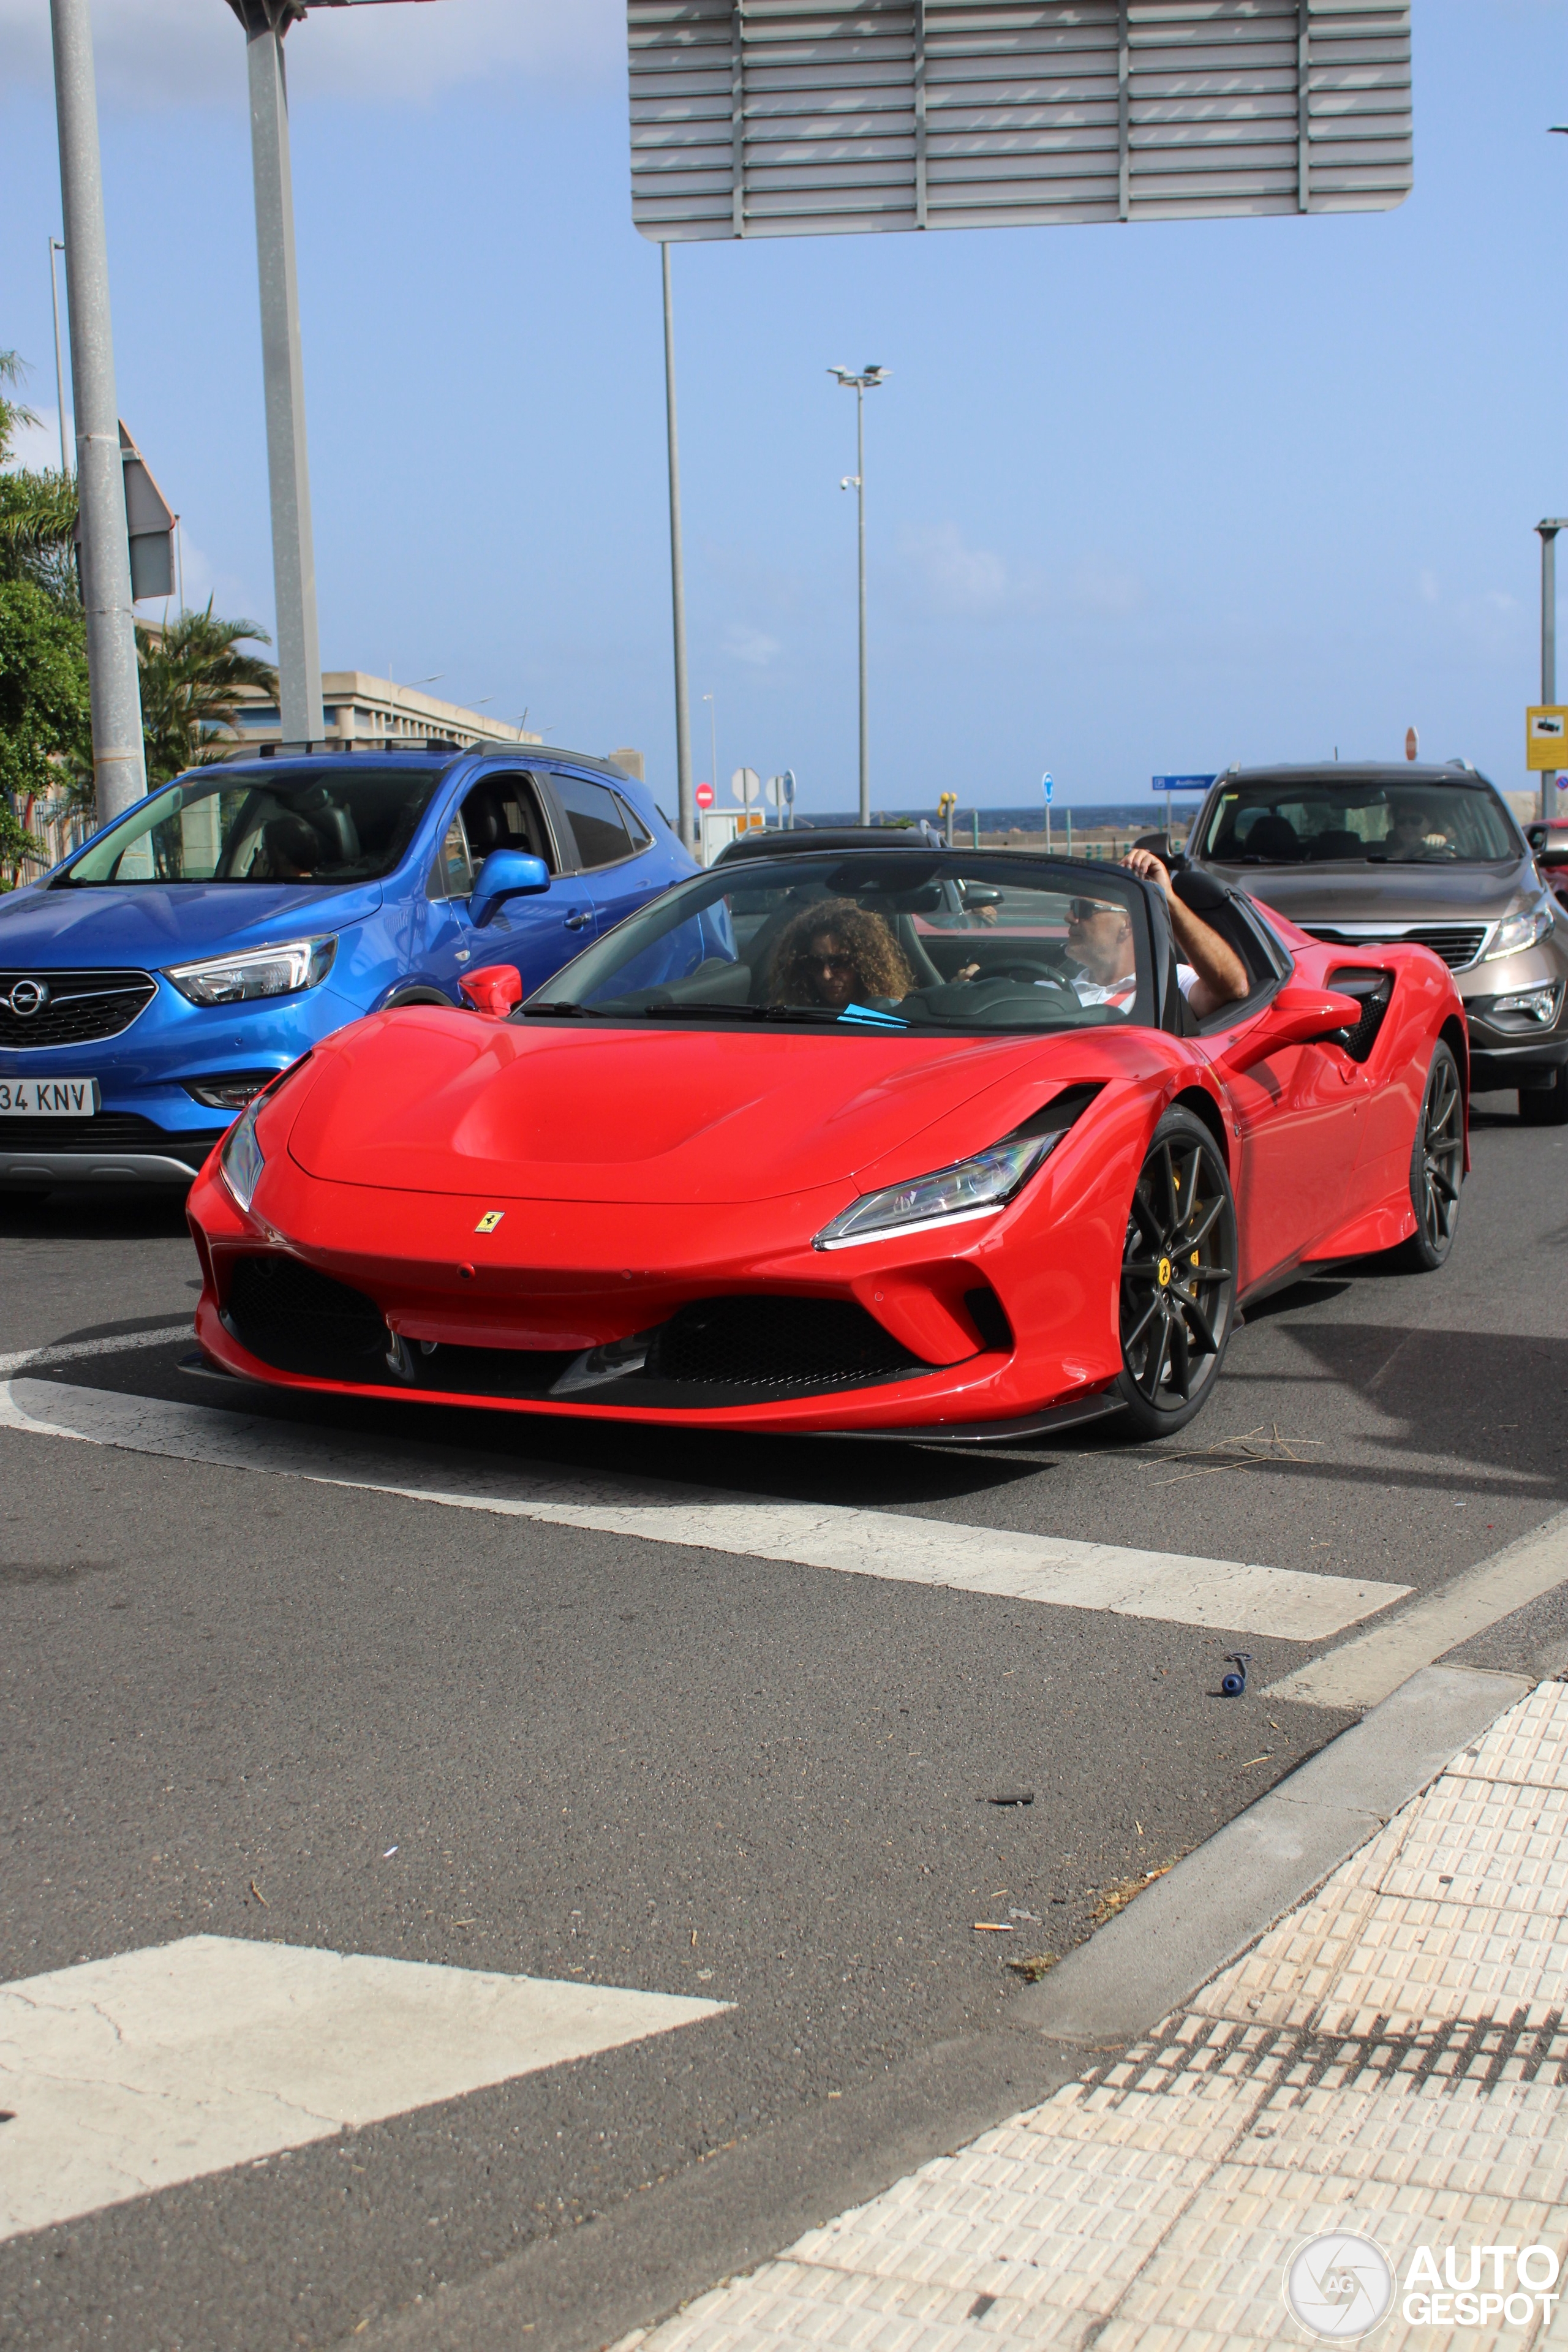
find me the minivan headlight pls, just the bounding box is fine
[1483,897,1556,963]
[166,935,336,1005]
[814,1129,1061,1251]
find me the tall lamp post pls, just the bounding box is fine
[48,0,146,820]
[829,364,887,825]
[1539,519,1568,824]
[660,245,695,852]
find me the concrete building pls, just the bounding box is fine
[223,672,543,752]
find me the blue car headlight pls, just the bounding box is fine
[813,1129,1063,1251]
[165,935,336,1006]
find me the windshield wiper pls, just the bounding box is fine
[519,1000,598,1017]
[631,1003,842,1024]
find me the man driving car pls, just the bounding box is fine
[1074,848,1250,1017]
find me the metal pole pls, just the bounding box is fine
[48,237,70,476]
[49,0,145,820]
[661,244,695,853]
[856,382,869,824]
[242,5,323,747]
[1540,521,1561,824]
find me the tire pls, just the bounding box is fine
[1115,1107,1238,1439]
[383,987,453,1009]
[1398,1040,1464,1270]
[1519,1065,1568,1126]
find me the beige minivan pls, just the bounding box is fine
[1184,762,1568,1123]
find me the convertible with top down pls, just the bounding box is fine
[186,837,1468,1442]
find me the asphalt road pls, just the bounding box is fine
[3,1091,1567,2352]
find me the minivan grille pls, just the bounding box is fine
[1303,924,1488,971]
[0,969,157,1047]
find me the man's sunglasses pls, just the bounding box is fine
[1067,899,1120,922]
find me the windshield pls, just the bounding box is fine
[58,766,445,886]
[523,853,1158,1035]
[1200,779,1518,866]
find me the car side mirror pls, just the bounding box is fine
[1221,982,1363,1072]
[470,848,549,925]
[458,963,523,1017]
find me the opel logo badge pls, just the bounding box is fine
[5,979,50,1019]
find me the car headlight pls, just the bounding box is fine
[814,1129,1063,1251]
[219,1091,267,1212]
[165,935,336,1006]
[1482,897,1556,963]
[217,1053,312,1213]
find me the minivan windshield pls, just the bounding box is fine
[59,767,443,886]
[1200,779,1517,866]
[522,853,1158,1035]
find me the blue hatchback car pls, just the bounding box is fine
[0,742,695,1188]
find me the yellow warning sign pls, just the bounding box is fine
[1528,706,1568,769]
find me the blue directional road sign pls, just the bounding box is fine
[1042,771,1054,805]
[1152,774,1216,794]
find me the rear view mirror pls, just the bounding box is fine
[962,885,1003,909]
[1222,982,1363,1072]
[471,849,549,926]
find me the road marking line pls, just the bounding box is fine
[1268,1506,1568,1709]
[0,1935,723,2243]
[0,1321,190,1378]
[0,1378,1409,1640]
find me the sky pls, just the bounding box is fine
[1,0,1566,815]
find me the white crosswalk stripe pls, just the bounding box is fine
[0,1377,1409,1641]
[0,1936,723,2242]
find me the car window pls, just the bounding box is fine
[554,774,633,870]
[461,773,556,873]
[61,767,443,886]
[616,794,654,852]
[428,813,473,901]
[1201,780,1517,865]
[521,853,1158,1035]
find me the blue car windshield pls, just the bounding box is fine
[58,767,443,886]
[524,852,1157,1035]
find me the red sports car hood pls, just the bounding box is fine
[285,1011,1064,1204]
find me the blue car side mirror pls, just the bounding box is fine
[471,849,549,925]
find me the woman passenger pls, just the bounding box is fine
[768,899,914,1012]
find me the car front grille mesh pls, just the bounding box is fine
[649,1295,924,1391]
[0,969,156,1047]
[222,1258,932,1403]
[1304,924,1488,971]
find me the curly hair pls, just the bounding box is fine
[768,897,914,1005]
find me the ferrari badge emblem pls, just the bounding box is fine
[1156,1255,1172,1288]
[474,1211,505,1234]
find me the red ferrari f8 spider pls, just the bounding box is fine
[187,841,1468,1443]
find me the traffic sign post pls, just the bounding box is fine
[1152,774,1215,853]
[695,781,714,810]
[730,766,760,809]
[1527,707,1568,773]
[1041,772,1054,856]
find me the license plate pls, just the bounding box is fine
[0,1077,100,1116]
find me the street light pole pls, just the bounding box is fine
[47,236,70,477]
[228,0,324,748]
[48,0,145,821]
[829,364,887,825]
[1539,519,1567,824]
[661,244,695,853]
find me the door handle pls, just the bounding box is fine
[564,909,590,931]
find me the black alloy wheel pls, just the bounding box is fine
[1519,1063,1568,1126]
[1399,1040,1464,1268]
[1116,1106,1238,1439]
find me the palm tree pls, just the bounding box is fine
[137,603,279,786]
[0,350,78,600]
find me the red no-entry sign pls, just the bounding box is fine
[695,782,714,809]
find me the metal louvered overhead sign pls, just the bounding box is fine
[628,1,1412,241]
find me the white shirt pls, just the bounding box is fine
[1064,965,1199,1011]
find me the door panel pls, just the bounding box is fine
[1217,1033,1366,1289]
[550,771,668,935]
[456,772,598,994]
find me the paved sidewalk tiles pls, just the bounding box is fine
[628,1679,1568,2350]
